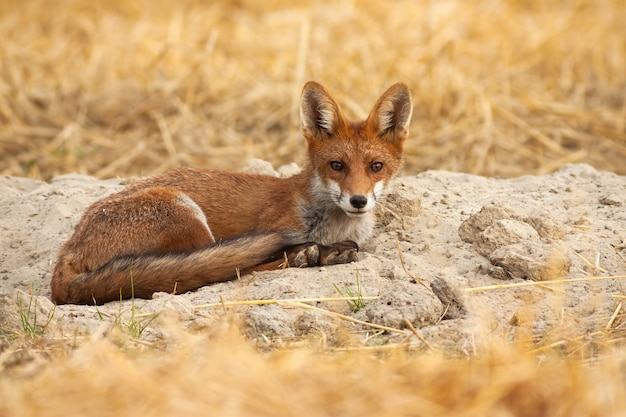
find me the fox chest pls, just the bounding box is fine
[299,205,376,246]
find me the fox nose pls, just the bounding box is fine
[350,195,368,209]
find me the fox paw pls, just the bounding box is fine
[320,240,359,265]
[286,240,359,268]
[288,243,320,267]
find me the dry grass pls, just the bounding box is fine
[1,1,626,415]
[0,0,624,180]
[1,269,625,416]
[1,319,626,417]
[1,279,626,416]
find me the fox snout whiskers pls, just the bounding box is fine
[338,193,376,217]
[349,194,368,209]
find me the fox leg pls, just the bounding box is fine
[80,186,215,264]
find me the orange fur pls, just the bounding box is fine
[51,82,412,304]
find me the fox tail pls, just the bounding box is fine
[51,231,298,305]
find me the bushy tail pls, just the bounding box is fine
[52,231,298,305]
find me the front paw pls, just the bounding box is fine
[285,240,359,267]
[319,240,359,265]
[287,243,320,267]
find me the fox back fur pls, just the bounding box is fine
[51,81,413,304]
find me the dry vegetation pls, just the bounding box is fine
[0,0,625,179]
[1,0,626,415]
[1,322,625,417]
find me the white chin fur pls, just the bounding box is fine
[344,209,369,218]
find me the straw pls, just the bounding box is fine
[0,0,623,179]
[465,275,626,293]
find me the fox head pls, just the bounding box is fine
[300,81,412,217]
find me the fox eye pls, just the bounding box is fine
[330,161,344,171]
[370,162,383,172]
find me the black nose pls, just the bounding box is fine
[350,195,368,209]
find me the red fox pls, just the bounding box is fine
[51,82,413,305]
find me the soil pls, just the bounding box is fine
[1,163,625,351]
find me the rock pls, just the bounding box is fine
[599,195,622,206]
[294,310,339,336]
[430,277,467,319]
[475,219,540,257]
[0,290,58,336]
[150,292,196,321]
[364,281,443,329]
[523,214,568,240]
[488,242,571,281]
[244,305,295,338]
[458,205,517,243]
[242,158,279,177]
[459,204,571,282]
[377,181,422,230]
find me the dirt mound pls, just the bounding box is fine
[1,163,625,349]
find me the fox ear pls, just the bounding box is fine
[367,83,412,143]
[300,82,345,139]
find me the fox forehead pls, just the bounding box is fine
[309,133,402,167]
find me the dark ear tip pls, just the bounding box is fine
[302,81,325,96]
[303,80,321,88]
[389,83,411,100]
[391,82,409,90]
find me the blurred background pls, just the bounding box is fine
[0,0,624,180]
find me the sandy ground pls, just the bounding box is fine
[1,163,625,351]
